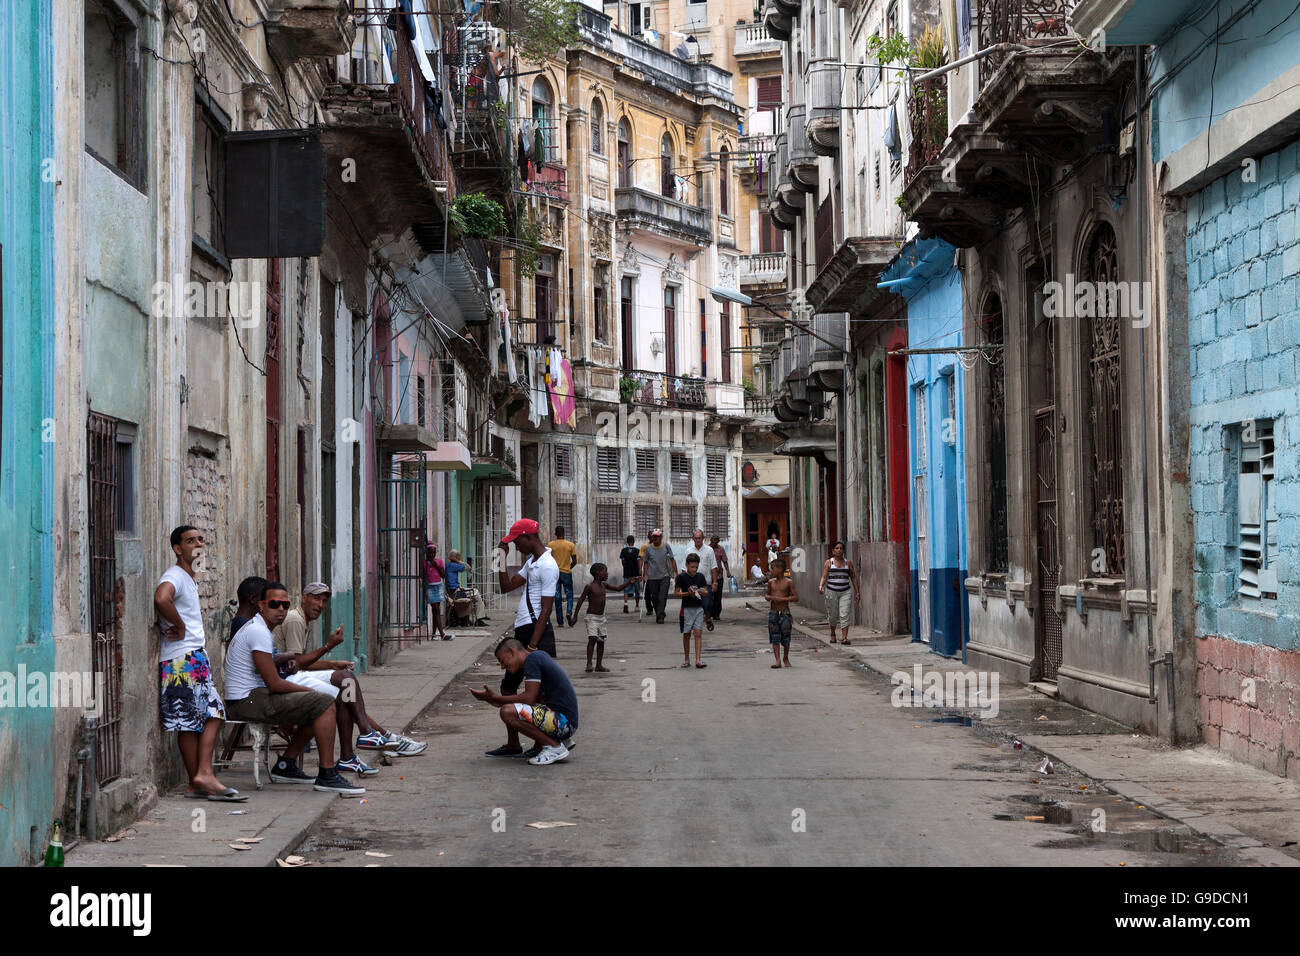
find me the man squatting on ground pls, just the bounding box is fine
[470,639,579,766]
[569,563,609,672]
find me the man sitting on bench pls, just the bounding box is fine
[274,582,428,765]
[223,582,364,795]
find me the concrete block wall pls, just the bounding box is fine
[1185,136,1300,776]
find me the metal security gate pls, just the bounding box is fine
[1034,407,1062,680]
[914,383,931,643]
[87,413,123,784]
[378,455,427,657]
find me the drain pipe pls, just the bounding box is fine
[1133,47,1162,708]
[82,713,98,840]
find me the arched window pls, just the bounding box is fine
[660,133,674,198]
[719,145,730,216]
[531,77,553,162]
[617,119,632,188]
[590,98,605,155]
[1082,222,1124,577]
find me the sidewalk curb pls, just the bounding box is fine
[789,619,1300,867]
[276,631,499,864]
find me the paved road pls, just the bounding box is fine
[300,605,1234,866]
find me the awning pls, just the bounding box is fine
[742,484,789,499]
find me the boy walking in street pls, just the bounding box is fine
[619,535,642,614]
[674,553,709,669]
[763,558,798,668]
[569,563,610,672]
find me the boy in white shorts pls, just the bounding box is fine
[570,563,610,672]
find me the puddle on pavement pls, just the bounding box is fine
[931,715,974,726]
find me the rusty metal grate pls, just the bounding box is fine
[87,413,123,784]
[1084,224,1125,577]
[1034,408,1061,680]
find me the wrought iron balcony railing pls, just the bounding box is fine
[625,369,709,410]
[977,0,1072,86]
[905,74,947,187]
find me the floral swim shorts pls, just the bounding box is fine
[159,648,226,732]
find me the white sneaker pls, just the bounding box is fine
[444,633,456,641]
[528,745,570,765]
[394,736,428,756]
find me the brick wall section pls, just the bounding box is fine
[1196,636,1300,783]
[185,450,227,625]
[1185,138,1300,778]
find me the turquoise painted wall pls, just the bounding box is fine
[0,0,57,865]
[1150,0,1300,163]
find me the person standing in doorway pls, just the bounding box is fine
[422,543,454,641]
[154,525,244,801]
[548,526,579,629]
[619,535,642,614]
[710,535,730,621]
[818,541,860,645]
[639,529,677,624]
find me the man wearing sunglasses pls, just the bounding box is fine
[223,582,364,795]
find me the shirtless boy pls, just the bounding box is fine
[570,563,611,673]
[763,557,799,668]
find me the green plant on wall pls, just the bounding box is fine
[450,193,507,239]
[496,0,581,61]
[865,22,947,91]
[515,208,543,277]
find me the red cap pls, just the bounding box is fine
[501,518,539,543]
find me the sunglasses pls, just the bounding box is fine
[266,600,291,610]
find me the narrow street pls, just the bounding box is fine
[299,606,1236,867]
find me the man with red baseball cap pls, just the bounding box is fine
[484,518,565,758]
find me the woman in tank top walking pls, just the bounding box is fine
[818,541,860,645]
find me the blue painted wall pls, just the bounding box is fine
[1149,0,1300,163]
[1185,136,1300,648]
[881,238,969,657]
[0,0,56,865]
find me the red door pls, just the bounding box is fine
[265,259,282,583]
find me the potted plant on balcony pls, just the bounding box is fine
[742,378,757,395]
[450,193,507,239]
[619,373,643,406]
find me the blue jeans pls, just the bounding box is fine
[554,572,574,622]
[623,580,642,601]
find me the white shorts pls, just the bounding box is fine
[585,613,608,641]
[290,669,340,699]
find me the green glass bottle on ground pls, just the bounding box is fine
[44,822,64,867]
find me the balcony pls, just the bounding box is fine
[767,134,800,230]
[904,75,947,188]
[805,237,898,314]
[806,59,841,155]
[320,23,455,258]
[449,27,507,196]
[625,370,710,411]
[786,106,818,192]
[737,133,776,192]
[977,0,1072,87]
[734,19,783,61]
[762,0,792,42]
[740,251,787,287]
[263,0,353,62]
[900,38,1129,248]
[808,313,848,391]
[528,162,569,203]
[615,187,712,248]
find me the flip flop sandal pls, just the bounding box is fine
[183,790,208,800]
[695,662,708,668]
[681,661,691,667]
[842,639,852,646]
[206,788,248,802]
[830,638,839,644]
[706,620,714,631]
[595,666,610,672]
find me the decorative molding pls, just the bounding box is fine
[621,241,641,276]
[663,253,683,283]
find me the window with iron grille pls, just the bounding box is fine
[636,448,658,492]
[707,456,725,497]
[416,373,426,428]
[596,502,625,540]
[703,504,730,539]
[555,445,572,479]
[670,453,690,495]
[554,500,574,535]
[670,504,696,538]
[634,504,662,538]
[1238,420,1278,601]
[597,447,621,491]
[114,428,136,535]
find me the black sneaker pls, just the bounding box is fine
[314,767,366,795]
[485,745,523,757]
[517,744,544,759]
[270,758,315,785]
